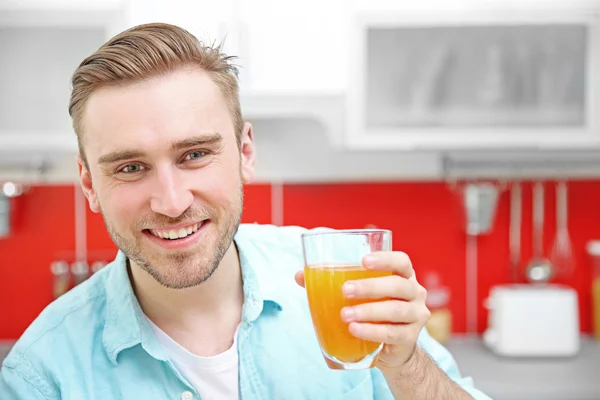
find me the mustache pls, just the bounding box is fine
[136,206,214,230]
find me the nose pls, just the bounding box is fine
[150,167,194,218]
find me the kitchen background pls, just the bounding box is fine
[2,0,600,399]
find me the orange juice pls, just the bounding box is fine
[304,264,391,364]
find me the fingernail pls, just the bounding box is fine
[341,307,355,321]
[343,282,356,298]
[363,254,376,268]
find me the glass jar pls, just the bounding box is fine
[423,272,452,344]
[586,241,600,340]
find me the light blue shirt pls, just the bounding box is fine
[0,224,491,399]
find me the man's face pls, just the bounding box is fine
[78,68,255,289]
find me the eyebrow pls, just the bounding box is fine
[98,150,145,165]
[171,132,223,151]
[97,132,223,165]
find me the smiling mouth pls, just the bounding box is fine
[146,221,205,240]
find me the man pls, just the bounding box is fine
[0,23,491,399]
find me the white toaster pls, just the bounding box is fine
[483,284,580,357]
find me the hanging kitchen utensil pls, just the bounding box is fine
[509,182,522,283]
[453,180,504,335]
[526,182,553,284]
[463,182,501,236]
[550,181,575,279]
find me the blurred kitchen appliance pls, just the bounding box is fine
[423,272,452,345]
[483,284,580,357]
[71,261,90,286]
[51,260,70,299]
[91,261,108,274]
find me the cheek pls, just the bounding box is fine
[193,166,241,205]
[99,185,147,224]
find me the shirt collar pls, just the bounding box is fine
[235,224,294,321]
[102,252,167,365]
[237,237,283,322]
[102,225,291,363]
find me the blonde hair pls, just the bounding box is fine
[68,22,243,164]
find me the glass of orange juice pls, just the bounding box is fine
[301,229,392,370]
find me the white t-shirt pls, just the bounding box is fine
[147,318,240,400]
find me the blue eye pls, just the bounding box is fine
[185,151,206,161]
[120,164,144,173]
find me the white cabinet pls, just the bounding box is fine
[119,0,347,122]
[122,0,246,88]
[0,0,123,167]
[122,0,230,51]
[235,0,348,94]
[121,0,349,94]
[0,0,350,183]
[345,1,600,150]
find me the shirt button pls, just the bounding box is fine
[181,391,193,400]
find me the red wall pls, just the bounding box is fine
[1,181,599,340]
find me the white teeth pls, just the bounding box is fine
[150,222,203,240]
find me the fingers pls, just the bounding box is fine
[348,322,413,345]
[295,270,305,288]
[363,251,414,279]
[343,275,417,301]
[341,300,418,324]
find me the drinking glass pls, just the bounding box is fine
[301,229,392,370]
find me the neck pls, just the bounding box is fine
[130,242,244,337]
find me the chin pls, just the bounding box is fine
[146,254,220,290]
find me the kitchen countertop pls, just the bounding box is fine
[0,336,599,399]
[446,335,600,400]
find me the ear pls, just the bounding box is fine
[77,155,101,213]
[239,122,256,184]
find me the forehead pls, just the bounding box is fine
[81,68,234,158]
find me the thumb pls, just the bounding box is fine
[294,270,305,288]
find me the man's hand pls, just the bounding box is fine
[296,252,477,399]
[294,251,430,370]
